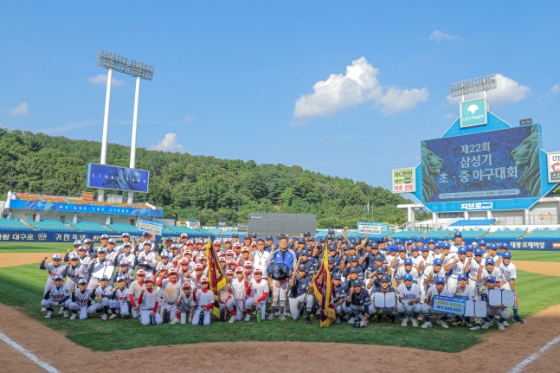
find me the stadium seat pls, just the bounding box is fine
[0,218,33,230]
[26,219,74,231]
[449,219,496,227]
[67,221,112,233]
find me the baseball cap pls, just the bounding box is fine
[116,276,126,282]
[458,247,467,255]
[78,278,87,285]
[119,261,129,267]
[503,252,512,259]
[159,266,168,272]
[501,243,510,250]
[232,233,238,238]
[380,275,391,283]
[486,276,496,283]
[244,262,253,268]
[332,271,342,280]
[433,258,443,266]
[180,233,188,238]
[73,240,82,246]
[124,242,132,247]
[403,274,413,282]
[226,270,234,276]
[454,231,462,238]
[108,238,116,244]
[195,263,203,270]
[435,277,446,285]
[235,267,243,273]
[421,245,429,252]
[466,244,474,251]
[474,248,484,256]
[100,234,109,239]
[297,263,307,271]
[241,247,250,253]
[78,246,86,251]
[399,246,406,252]
[404,258,413,266]
[96,248,106,253]
[254,268,262,275]
[69,253,79,260]
[100,276,109,281]
[83,238,92,244]
[136,269,146,276]
[353,279,364,288]
[52,254,61,260]
[143,241,152,246]
[350,255,359,262]
[121,232,130,237]
[458,274,468,281]
[349,268,360,274]
[376,266,387,274]
[182,283,192,289]
[479,240,486,246]
[486,258,495,265]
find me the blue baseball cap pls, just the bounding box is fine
[435,277,446,285]
[503,252,512,259]
[416,238,426,244]
[474,248,484,256]
[395,239,403,244]
[404,258,413,265]
[501,243,510,250]
[403,274,413,282]
[377,238,385,243]
[433,258,443,266]
[486,258,495,265]
[376,266,387,274]
[458,247,467,255]
[381,275,391,283]
[328,244,336,251]
[479,240,486,246]
[428,239,435,244]
[332,271,342,280]
[399,246,407,252]
[353,279,364,287]
[454,231,462,238]
[458,274,468,281]
[466,244,474,251]
[411,245,419,251]
[421,245,429,252]
[486,276,496,283]
[349,268,360,274]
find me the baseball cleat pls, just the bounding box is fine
[437,319,449,328]
[228,316,236,324]
[335,316,341,324]
[45,311,54,319]
[278,314,286,322]
[170,318,180,324]
[59,308,64,315]
[464,322,473,328]
[421,321,432,328]
[109,314,118,320]
[70,313,77,320]
[101,314,108,321]
[244,314,251,322]
[63,310,69,318]
[513,316,524,324]
[411,318,418,327]
[498,322,505,331]
[41,307,46,312]
[401,317,408,327]
[503,321,509,327]
[305,318,311,325]
[267,314,274,321]
[347,317,356,325]
[481,321,492,330]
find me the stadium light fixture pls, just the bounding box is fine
[95,50,154,203]
[450,74,497,101]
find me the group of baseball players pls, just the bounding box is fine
[39,229,523,330]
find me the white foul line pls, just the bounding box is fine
[0,331,59,373]
[507,335,560,373]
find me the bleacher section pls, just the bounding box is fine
[524,229,560,239]
[67,221,112,233]
[168,226,205,236]
[0,218,32,230]
[457,229,489,240]
[390,230,424,239]
[26,219,73,231]
[484,229,527,240]
[449,219,496,227]
[422,230,453,239]
[107,223,143,234]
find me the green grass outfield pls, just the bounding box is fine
[0,264,559,353]
[0,242,78,253]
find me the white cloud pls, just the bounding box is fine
[551,84,560,94]
[185,116,196,123]
[429,30,459,43]
[293,57,427,118]
[151,133,185,152]
[379,87,429,115]
[447,74,530,105]
[10,102,29,116]
[88,74,125,87]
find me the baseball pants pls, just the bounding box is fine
[192,308,211,326]
[468,279,480,296]
[271,281,289,308]
[160,302,178,321]
[397,302,422,316]
[41,299,70,309]
[140,309,163,326]
[486,306,510,320]
[446,277,458,290]
[345,304,367,317]
[373,306,398,316]
[109,300,130,317]
[245,296,266,319]
[421,304,450,318]
[226,297,246,320]
[288,293,314,320]
[69,303,89,320]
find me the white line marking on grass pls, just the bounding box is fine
[507,335,560,373]
[0,331,59,373]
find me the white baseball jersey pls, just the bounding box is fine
[395,267,420,283]
[467,260,482,283]
[422,266,446,287]
[160,279,182,304]
[499,262,517,282]
[250,279,269,301]
[481,267,502,282]
[128,280,145,304]
[397,283,422,301]
[137,251,157,265]
[94,285,113,300]
[425,285,451,303]
[48,284,70,302]
[139,289,158,310]
[230,278,249,300]
[118,253,136,268]
[113,287,129,305]
[66,264,87,285]
[43,263,66,281]
[450,285,475,301]
[448,259,469,280]
[194,289,214,309]
[73,288,92,307]
[78,256,92,270]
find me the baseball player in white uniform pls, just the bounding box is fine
[138,278,163,326]
[421,277,451,328]
[244,268,269,321]
[397,274,422,327]
[68,278,92,320]
[227,267,250,323]
[192,277,214,326]
[41,276,71,319]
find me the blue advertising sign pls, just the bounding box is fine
[420,125,542,211]
[87,163,150,193]
[0,230,213,243]
[8,200,163,217]
[460,98,487,128]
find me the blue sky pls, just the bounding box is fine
[2,1,560,196]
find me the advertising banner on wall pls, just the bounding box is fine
[420,125,542,211]
[547,151,560,183]
[87,163,150,193]
[8,199,163,217]
[392,168,416,194]
[460,98,487,128]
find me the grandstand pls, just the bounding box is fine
[483,228,528,240]
[0,218,32,230]
[390,230,424,239]
[26,219,73,231]
[107,223,143,235]
[421,230,453,239]
[456,229,489,240]
[67,221,112,233]
[523,228,560,239]
[449,219,496,227]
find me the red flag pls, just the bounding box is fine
[205,238,226,318]
[312,249,336,327]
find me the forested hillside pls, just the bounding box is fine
[0,127,412,227]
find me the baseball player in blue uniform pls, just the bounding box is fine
[344,279,371,327]
[371,275,398,324]
[68,278,92,320]
[41,275,71,319]
[40,254,66,296]
[288,263,315,324]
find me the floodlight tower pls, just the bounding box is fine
[96,51,154,203]
[450,74,497,102]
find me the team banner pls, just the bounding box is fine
[8,199,163,217]
[205,239,227,319]
[87,163,150,193]
[392,168,416,194]
[136,219,164,235]
[357,222,383,235]
[421,125,542,206]
[432,295,466,315]
[312,250,336,328]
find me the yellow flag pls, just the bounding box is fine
[205,238,227,319]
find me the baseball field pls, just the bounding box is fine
[1,243,559,373]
